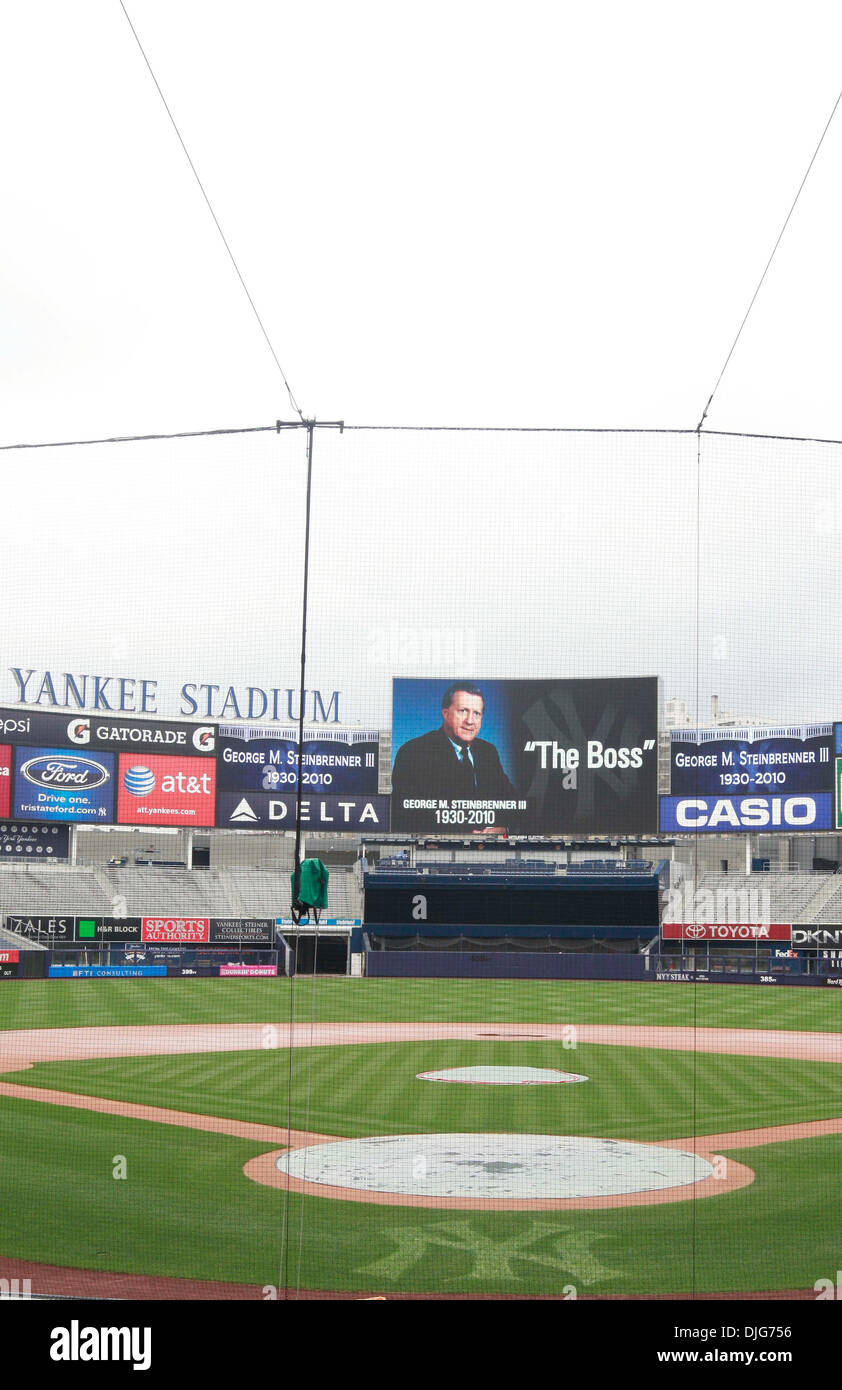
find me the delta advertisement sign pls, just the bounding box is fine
[662,922,792,942]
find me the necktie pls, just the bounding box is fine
[461,747,476,789]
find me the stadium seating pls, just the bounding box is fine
[0,864,363,924]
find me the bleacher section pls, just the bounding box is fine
[677,871,840,924]
[0,865,362,925]
[372,856,654,877]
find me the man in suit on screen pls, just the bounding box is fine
[391,682,515,828]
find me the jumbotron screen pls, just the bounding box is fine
[390,676,659,835]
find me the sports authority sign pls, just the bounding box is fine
[661,922,792,942]
[141,918,210,943]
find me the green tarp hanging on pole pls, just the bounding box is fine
[291,857,329,915]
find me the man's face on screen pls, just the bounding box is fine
[441,691,484,745]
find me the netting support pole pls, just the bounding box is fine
[291,419,315,921]
[275,417,344,925]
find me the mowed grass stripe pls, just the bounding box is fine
[13,1042,842,1141]
[1,1089,840,1294]
[0,1094,286,1285]
[1,977,841,1034]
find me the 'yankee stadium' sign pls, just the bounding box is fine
[6,667,342,723]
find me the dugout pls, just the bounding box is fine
[286,932,350,974]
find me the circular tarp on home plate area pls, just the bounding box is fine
[416,1066,588,1085]
[276,1134,713,1200]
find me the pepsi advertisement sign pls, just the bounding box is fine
[660,793,832,833]
[13,746,115,822]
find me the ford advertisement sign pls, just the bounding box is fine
[13,746,115,822]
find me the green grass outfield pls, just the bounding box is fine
[0,977,839,1296]
[2,974,842,1032]
[16,1042,842,1139]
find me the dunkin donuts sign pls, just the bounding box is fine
[662,923,792,942]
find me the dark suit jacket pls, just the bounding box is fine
[391,727,515,826]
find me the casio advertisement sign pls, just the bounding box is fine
[659,793,832,833]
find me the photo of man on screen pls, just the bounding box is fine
[391,682,515,822]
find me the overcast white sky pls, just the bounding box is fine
[2,2,841,726]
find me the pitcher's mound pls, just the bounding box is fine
[416,1066,587,1085]
[275,1133,713,1200]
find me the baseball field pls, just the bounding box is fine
[0,977,839,1299]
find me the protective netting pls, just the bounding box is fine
[0,425,839,1304]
